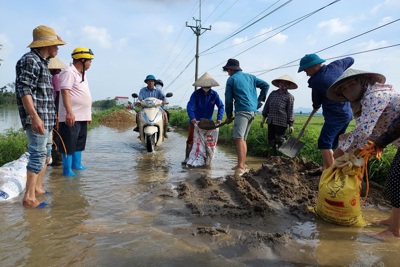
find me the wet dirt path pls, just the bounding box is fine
[1,121,399,266]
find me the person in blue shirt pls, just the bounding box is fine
[223,59,270,176]
[134,74,169,138]
[298,54,354,170]
[183,72,225,164]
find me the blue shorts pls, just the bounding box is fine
[318,122,350,149]
[26,125,52,174]
[233,111,255,139]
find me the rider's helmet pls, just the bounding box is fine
[71,47,94,60]
[155,79,164,87]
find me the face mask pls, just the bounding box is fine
[155,85,162,90]
[203,87,211,92]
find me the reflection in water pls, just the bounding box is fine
[0,107,22,133]
[1,120,400,266]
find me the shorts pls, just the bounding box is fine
[318,122,349,150]
[233,111,255,139]
[57,121,88,155]
[26,125,52,174]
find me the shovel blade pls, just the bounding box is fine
[278,137,305,158]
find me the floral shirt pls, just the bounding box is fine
[338,83,400,152]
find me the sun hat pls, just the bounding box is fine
[144,75,156,83]
[222,58,242,71]
[192,72,220,88]
[155,79,164,87]
[298,53,325,73]
[327,68,386,102]
[48,57,66,69]
[271,74,298,89]
[27,25,66,48]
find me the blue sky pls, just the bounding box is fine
[1,0,399,110]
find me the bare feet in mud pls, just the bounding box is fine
[374,228,400,240]
[23,198,42,208]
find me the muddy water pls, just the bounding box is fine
[1,116,400,266]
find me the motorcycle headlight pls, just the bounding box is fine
[144,99,155,107]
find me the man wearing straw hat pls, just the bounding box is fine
[183,72,224,165]
[15,25,66,208]
[260,74,297,156]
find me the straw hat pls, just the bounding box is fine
[327,68,386,102]
[192,72,219,87]
[271,74,298,89]
[48,57,66,70]
[27,25,66,48]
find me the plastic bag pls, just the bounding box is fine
[186,124,219,167]
[308,153,368,227]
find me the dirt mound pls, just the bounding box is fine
[99,109,136,127]
[176,156,389,221]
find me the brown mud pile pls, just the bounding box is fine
[99,109,136,127]
[177,156,390,222]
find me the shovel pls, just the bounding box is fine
[278,110,316,158]
[197,117,234,130]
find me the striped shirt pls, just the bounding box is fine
[15,50,56,129]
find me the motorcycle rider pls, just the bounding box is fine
[134,75,169,138]
[155,79,171,131]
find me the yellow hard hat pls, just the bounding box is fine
[71,47,94,60]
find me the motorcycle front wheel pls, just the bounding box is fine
[146,134,156,152]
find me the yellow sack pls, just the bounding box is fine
[308,153,368,227]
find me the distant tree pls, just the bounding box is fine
[92,98,117,109]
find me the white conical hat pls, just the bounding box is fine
[271,74,298,89]
[192,72,220,87]
[327,68,386,102]
[48,57,66,70]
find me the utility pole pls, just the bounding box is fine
[186,0,211,89]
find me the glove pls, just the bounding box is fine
[257,101,263,109]
[289,127,294,134]
[260,116,266,128]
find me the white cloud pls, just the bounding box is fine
[157,24,174,39]
[211,21,238,35]
[268,33,288,45]
[317,18,351,35]
[232,36,248,45]
[81,26,112,48]
[379,16,393,26]
[355,40,389,51]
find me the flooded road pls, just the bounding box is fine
[1,112,400,266]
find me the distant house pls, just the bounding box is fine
[115,96,129,106]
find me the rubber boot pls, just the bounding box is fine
[62,154,76,177]
[182,144,193,165]
[72,151,87,170]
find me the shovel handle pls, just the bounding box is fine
[296,110,316,139]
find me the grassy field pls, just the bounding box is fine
[169,110,395,185]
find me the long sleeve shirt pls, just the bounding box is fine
[224,71,269,118]
[262,89,294,127]
[15,49,56,129]
[308,57,354,124]
[187,88,224,123]
[338,83,400,152]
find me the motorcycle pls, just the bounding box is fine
[131,92,173,152]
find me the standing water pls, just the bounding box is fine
[0,108,399,266]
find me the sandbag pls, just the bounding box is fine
[0,153,29,201]
[308,153,368,227]
[186,124,219,167]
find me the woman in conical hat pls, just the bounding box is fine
[328,68,400,239]
[260,74,297,156]
[183,72,225,165]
